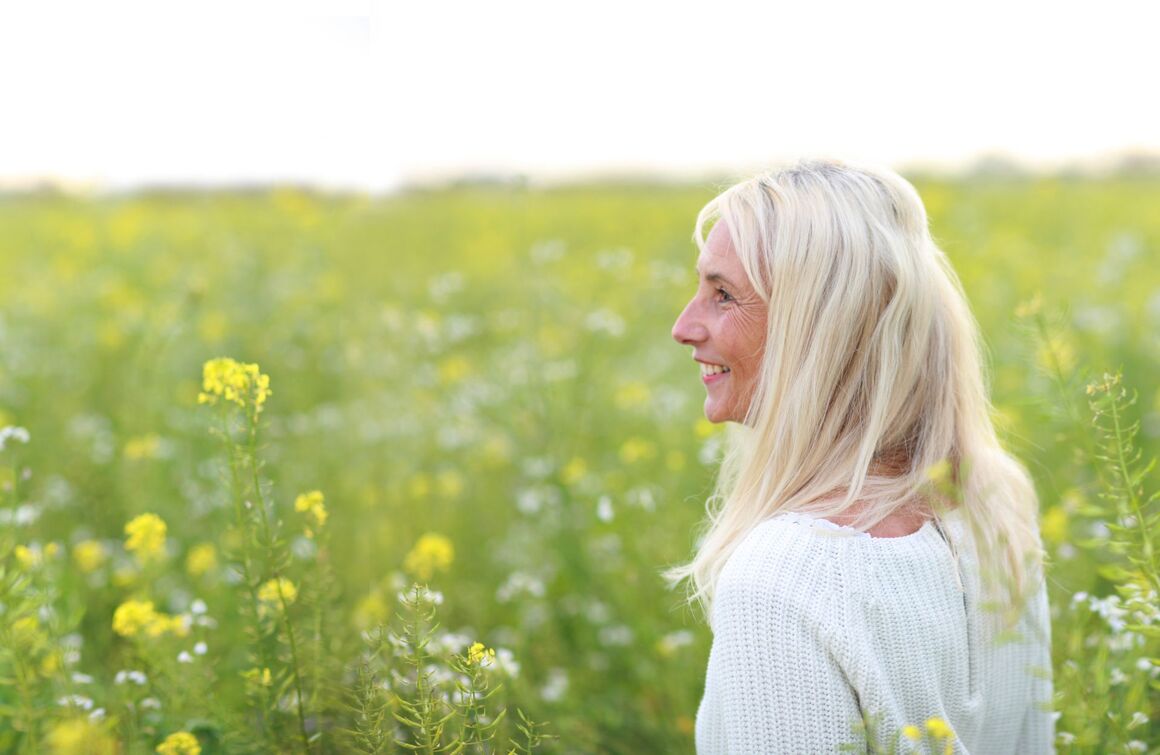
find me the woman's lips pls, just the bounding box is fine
[702,370,729,385]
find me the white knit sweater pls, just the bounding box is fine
[695,510,1054,754]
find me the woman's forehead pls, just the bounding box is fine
[698,223,741,272]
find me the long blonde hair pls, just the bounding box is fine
[663,159,1045,632]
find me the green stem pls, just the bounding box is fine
[247,412,311,753]
[224,407,273,738]
[1105,386,1160,596]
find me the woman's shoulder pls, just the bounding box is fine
[715,516,849,611]
[715,511,957,621]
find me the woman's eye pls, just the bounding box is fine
[715,287,735,303]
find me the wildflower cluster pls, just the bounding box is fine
[72,539,107,573]
[294,489,328,537]
[403,532,455,581]
[112,599,190,638]
[124,512,167,564]
[196,357,272,415]
[256,577,298,619]
[156,730,202,755]
[467,641,496,667]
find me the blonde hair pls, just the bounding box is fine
[663,159,1045,633]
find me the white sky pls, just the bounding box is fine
[2,0,1158,192]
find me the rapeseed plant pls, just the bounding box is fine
[124,513,167,564]
[346,584,551,754]
[404,533,455,582]
[72,539,107,573]
[155,730,202,755]
[198,357,313,751]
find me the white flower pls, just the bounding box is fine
[191,599,207,615]
[496,571,546,604]
[584,308,626,338]
[57,694,94,710]
[140,697,161,710]
[596,496,614,523]
[115,670,147,685]
[1128,711,1149,729]
[598,624,634,647]
[657,630,695,656]
[194,641,208,656]
[89,708,106,722]
[177,651,194,664]
[539,667,569,702]
[0,426,31,452]
[433,632,472,655]
[494,647,520,678]
[71,672,94,684]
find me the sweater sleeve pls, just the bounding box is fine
[710,565,866,753]
[1014,578,1056,753]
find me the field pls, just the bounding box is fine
[0,175,1158,753]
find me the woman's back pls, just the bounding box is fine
[694,509,1054,754]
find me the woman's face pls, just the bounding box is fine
[671,221,768,424]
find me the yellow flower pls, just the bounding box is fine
[185,543,218,578]
[437,355,472,384]
[196,357,272,415]
[40,651,61,676]
[403,533,454,581]
[902,724,922,741]
[925,716,952,739]
[561,457,588,485]
[618,437,656,464]
[113,599,160,638]
[242,666,273,687]
[124,513,167,564]
[257,577,298,610]
[156,731,201,755]
[45,718,118,755]
[14,544,39,569]
[145,613,190,639]
[694,418,718,439]
[11,615,44,649]
[614,381,651,409]
[294,490,328,535]
[467,641,496,666]
[1041,506,1069,544]
[123,433,162,460]
[73,540,107,573]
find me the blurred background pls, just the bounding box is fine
[1,1,1158,753]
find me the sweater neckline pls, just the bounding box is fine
[769,510,942,546]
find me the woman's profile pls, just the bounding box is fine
[665,159,1054,753]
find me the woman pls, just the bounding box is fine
[665,160,1054,753]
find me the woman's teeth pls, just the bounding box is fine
[700,363,731,376]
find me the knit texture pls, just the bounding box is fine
[695,510,1054,754]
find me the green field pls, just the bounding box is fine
[0,176,1158,753]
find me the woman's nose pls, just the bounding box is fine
[672,300,706,344]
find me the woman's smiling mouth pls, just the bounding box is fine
[699,361,731,383]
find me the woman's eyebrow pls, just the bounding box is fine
[697,267,737,288]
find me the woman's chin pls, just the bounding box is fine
[703,399,729,424]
